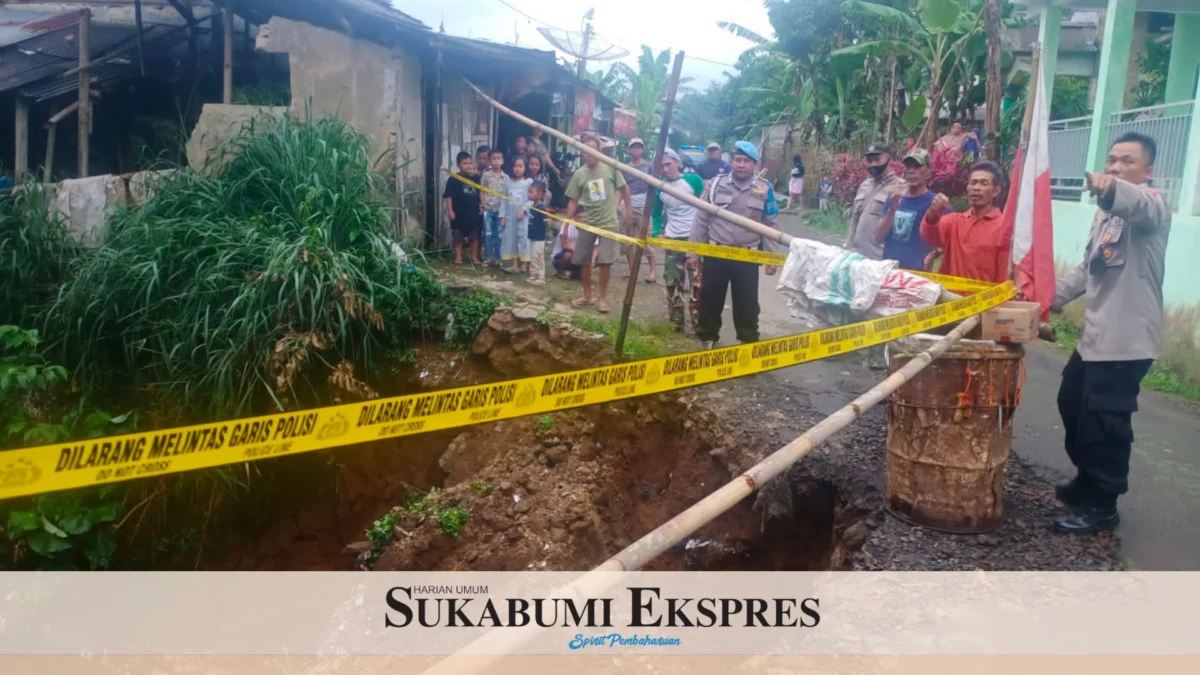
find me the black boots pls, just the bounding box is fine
[1053,475,1120,535]
[1053,504,1120,535]
[1054,477,1089,509]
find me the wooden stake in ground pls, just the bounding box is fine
[614,51,684,358]
[77,9,91,179]
[14,96,29,181]
[223,3,235,104]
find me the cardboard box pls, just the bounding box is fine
[979,301,1041,343]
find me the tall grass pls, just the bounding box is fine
[47,115,447,418]
[0,184,80,328]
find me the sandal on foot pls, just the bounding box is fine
[597,301,611,314]
[570,297,594,308]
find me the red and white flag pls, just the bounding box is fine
[1004,58,1056,321]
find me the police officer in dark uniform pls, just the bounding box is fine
[1051,131,1172,535]
[687,141,783,349]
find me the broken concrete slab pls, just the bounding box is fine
[186,104,288,177]
[51,175,129,246]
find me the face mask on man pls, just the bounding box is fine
[867,164,887,177]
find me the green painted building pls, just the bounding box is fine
[1019,0,1200,307]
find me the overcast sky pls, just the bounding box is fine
[392,0,775,88]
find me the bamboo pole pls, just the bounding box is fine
[77,9,91,179]
[416,318,979,675]
[465,78,961,304]
[614,51,684,357]
[597,317,980,571]
[464,77,792,250]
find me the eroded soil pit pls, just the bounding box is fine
[372,393,860,572]
[199,306,868,573]
[200,302,1118,573]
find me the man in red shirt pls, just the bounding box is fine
[921,161,1010,283]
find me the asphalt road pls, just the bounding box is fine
[701,212,1200,570]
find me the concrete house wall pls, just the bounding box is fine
[257,16,426,242]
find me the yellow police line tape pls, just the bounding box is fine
[645,239,996,294]
[445,170,990,295]
[0,280,1016,500]
[444,170,644,248]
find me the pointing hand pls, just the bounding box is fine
[1085,172,1117,198]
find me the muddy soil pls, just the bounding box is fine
[199,257,1119,572]
[373,391,858,572]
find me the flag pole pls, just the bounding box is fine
[1021,46,1041,147]
[1009,45,1041,281]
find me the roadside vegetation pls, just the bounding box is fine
[1052,299,1200,403]
[803,209,850,238]
[0,114,500,569]
[570,314,686,361]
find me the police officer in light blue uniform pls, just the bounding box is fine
[687,141,783,349]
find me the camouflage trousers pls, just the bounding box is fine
[663,245,701,332]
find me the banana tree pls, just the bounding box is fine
[834,0,985,146]
[597,47,694,143]
[718,21,815,164]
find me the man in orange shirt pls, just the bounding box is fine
[920,161,1010,283]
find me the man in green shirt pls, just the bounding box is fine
[565,135,632,313]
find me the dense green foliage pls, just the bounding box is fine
[35,116,495,419]
[1,326,137,570]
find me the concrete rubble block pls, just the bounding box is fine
[52,175,130,247]
[186,104,288,177]
[125,169,179,207]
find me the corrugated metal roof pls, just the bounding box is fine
[0,9,78,49]
[439,34,557,68]
[211,0,428,41]
[0,19,182,95]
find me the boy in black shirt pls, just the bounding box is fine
[443,151,482,265]
[526,181,549,284]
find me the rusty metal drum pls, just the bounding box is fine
[884,335,1025,534]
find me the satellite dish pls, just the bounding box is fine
[537,27,628,62]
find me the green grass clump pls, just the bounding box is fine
[570,315,678,361]
[804,210,850,238]
[44,115,474,418]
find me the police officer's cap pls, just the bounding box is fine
[865,143,893,157]
[733,141,760,162]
